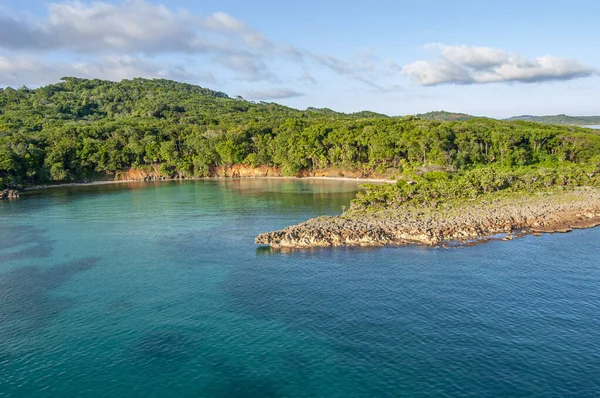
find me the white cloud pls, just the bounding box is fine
[0,0,282,82]
[402,44,597,86]
[0,0,383,87]
[239,88,304,100]
[0,1,260,55]
[201,12,272,50]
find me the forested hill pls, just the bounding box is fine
[505,114,600,125]
[1,77,600,190]
[415,111,474,121]
[415,112,600,126]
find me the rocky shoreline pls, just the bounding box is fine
[255,188,600,248]
[0,189,19,200]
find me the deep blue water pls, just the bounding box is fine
[1,179,599,397]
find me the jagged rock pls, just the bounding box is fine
[255,188,600,249]
[0,189,19,200]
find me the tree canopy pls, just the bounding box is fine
[1,77,599,192]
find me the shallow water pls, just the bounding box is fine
[1,179,599,397]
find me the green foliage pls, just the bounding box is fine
[1,77,600,192]
[415,110,474,121]
[351,165,600,211]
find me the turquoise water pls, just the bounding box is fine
[1,179,600,397]
[584,125,600,129]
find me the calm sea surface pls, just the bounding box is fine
[1,179,599,397]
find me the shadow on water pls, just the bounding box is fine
[0,350,14,368]
[278,349,317,383]
[127,329,202,374]
[0,225,53,262]
[0,350,16,379]
[255,246,273,256]
[255,245,384,257]
[204,375,280,398]
[201,356,281,398]
[0,257,100,337]
[0,225,40,251]
[126,329,284,396]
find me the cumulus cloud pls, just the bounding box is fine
[0,0,283,83]
[2,2,592,96]
[201,12,272,50]
[239,88,304,100]
[0,1,258,54]
[402,44,597,86]
[0,55,210,87]
[0,0,383,87]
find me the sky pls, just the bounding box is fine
[1,0,599,117]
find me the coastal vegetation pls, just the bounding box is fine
[1,78,599,193]
[2,78,600,243]
[415,110,474,121]
[255,187,600,248]
[351,165,600,212]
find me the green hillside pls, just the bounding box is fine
[414,111,475,121]
[1,78,599,194]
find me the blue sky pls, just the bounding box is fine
[1,0,599,117]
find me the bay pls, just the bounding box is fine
[1,179,599,397]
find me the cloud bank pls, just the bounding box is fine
[0,0,378,91]
[0,1,269,54]
[0,2,596,99]
[402,44,597,86]
[0,0,284,86]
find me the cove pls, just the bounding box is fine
[1,179,599,397]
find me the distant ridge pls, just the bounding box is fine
[415,110,475,121]
[413,111,600,126]
[303,107,390,118]
[350,110,390,118]
[504,114,600,126]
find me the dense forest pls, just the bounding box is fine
[1,78,600,197]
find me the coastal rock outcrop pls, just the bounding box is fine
[0,189,19,200]
[256,188,600,249]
